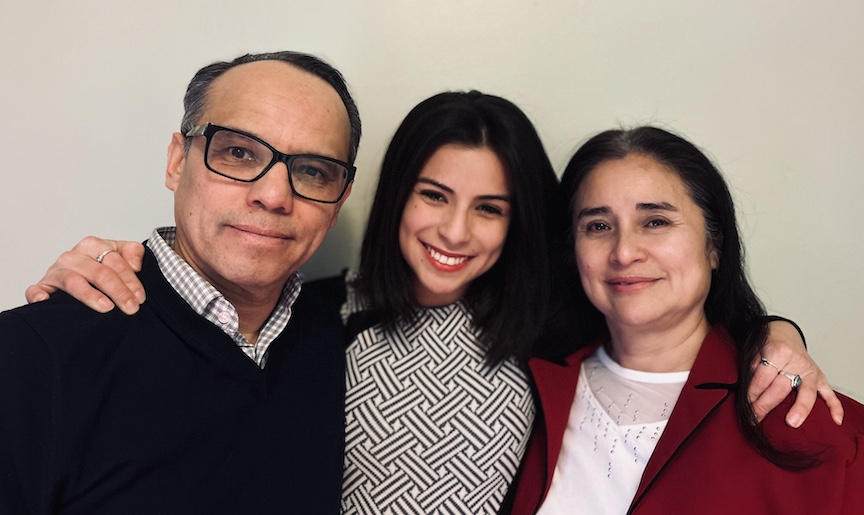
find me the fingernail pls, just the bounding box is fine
[123,299,139,314]
[134,290,146,303]
[97,297,114,312]
[33,293,49,302]
[787,414,803,428]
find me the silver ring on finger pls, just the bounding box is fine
[781,371,802,389]
[760,357,780,373]
[96,249,117,264]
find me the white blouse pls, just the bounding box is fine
[538,346,688,515]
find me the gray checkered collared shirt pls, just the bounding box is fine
[146,227,301,368]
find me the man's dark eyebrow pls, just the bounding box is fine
[416,177,511,202]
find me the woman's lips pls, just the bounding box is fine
[606,276,658,293]
[424,243,471,271]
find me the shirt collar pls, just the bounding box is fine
[146,227,301,367]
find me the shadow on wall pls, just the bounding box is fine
[299,209,360,281]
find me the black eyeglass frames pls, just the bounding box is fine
[184,123,355,204]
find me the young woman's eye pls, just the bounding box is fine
[477,204,504,216]
[419,189,446,202]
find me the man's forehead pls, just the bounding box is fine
[200,60,351,158]
[207,61,331,110]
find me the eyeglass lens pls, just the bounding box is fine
[206,128,348,202]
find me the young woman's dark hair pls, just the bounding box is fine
[558,125,819,470]
[355,91,562,365]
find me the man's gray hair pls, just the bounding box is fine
[180,51,361,164]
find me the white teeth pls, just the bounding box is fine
[425,245,468,266]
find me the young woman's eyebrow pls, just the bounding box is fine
[478,193,511,202]
[416,177,453,193]
[416,177,510,202]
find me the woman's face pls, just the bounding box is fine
[572,154,718,333]
[399,144,512,307]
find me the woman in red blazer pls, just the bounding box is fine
[512,126,864,515]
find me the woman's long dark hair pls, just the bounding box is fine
[355,91,563,365]
[558,126,819,470]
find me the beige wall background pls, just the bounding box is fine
[1,0,862,398]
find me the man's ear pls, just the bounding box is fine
[329,182,353,228]
[165,132,187,191]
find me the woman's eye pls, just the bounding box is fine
[586,221,610,232]
[419,190,446,202]
[478,204,504,216]
[646,218,669,228]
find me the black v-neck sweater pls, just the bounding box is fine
[0,249,346,514]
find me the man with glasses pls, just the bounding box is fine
[0,51,359,513]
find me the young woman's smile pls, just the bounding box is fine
[399,144,511,307]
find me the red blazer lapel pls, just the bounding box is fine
[630,327,739,508]
[528,344,600,500]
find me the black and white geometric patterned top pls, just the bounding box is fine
[340,278,535,514]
